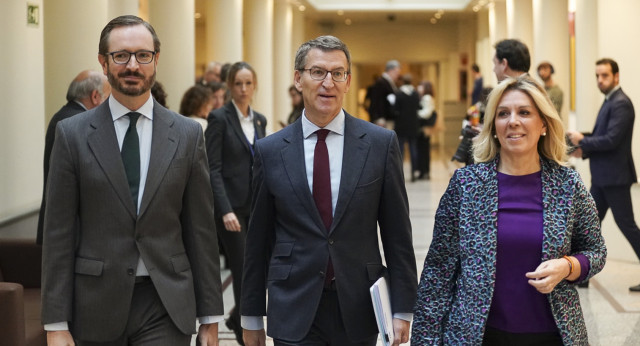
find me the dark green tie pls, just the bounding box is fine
[121,112,141,208]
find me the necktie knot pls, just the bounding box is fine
[127,112,141,127]
[316,129,330,142]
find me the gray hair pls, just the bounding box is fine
[385,60,400,71]
[294,35,351,72]
[66,73,105,102]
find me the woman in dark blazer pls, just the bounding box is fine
[205,61,267,344]
[412,76,606,345]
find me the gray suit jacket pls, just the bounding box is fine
[41,100,223,341]
[241,113,417,342]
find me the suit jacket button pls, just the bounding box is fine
[127,268,134,275]
[328,239,334,245]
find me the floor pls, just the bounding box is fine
[3,151,640,345]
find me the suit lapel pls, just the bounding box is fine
[226,103,253,154]
[331,114,370,233]
[87,102,137,218]
[281,121,327,232]
[138,103,179,217]
[254,114,266,140]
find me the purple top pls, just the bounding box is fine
[486,171,589,333]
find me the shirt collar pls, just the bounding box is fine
[302,109,345,139]
[232,99,254,121]
[605,85,621,100]
[73,100,88,111]
[109,94,154,122]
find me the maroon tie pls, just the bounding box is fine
[312,129,334,285]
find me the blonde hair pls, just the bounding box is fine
[473,75,568,166]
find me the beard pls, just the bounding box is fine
[107,66,156,97]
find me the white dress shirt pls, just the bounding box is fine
[232,99,256,144]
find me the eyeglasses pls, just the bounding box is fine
[301,67,349,82]
[106,50,156,65]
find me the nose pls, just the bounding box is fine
[506,112,520,125]
[126,57,139,69]
[321,72,335,87]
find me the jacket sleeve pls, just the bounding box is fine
[568,170,607,279]
[205,111,233,216]
[580,96,634,156]
[411,170,463,344]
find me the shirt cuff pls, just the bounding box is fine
[241,315,265,330]
[573,254,591,283]
[198,315,224,324]
[44,322,69,331]
[393,312,413,322]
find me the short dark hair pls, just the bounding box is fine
[295,35,351,72]
[596,58,619,75]
[205,81,226,94]
[472,64,480,73]
[494,39,530,73]
[179,85,212,116]
[151,81,168,107]
[99,15,161,55]
[537,61,554,74]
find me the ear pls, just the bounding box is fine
[90,90,101,107]
[344,73,352,93]
[614,72,620,85]
[294,70,302,91]
[98,54,108,75]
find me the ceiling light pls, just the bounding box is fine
[345,18,352,25]
[194,13,201,19]
[337,10,344,16]
[435,13,442,19]
[299,5,306,11]
[430,18,437,24]
[473,6,480,12]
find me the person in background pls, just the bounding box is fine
[180,85,214,132]
[151,80,168,107]
[393,73,421,182]
[493,39,531,82]
[241,35,416,346]
[205,61,267,345]
[537,61,563,114]
[470,63,483,105]
[368,59,401,128]
[287,84,304,125]
[37,69,110,245]
[567,58,640,291]
[206,81,227,111]
[416,80,437,180]
[412,75,606,345]
[200,61,222,85]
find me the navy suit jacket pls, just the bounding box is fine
[241,112,417,342]
[205,102,267,217]
[580,88,637,186]
[37,101,87,244]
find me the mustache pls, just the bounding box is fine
[118,71,145,78]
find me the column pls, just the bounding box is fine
[44,0,108,123]
[108,0,139,18]
[148,0,195,111]
[506,0,533,51]
[244,0,274,131]
[274,0,294,127]
[206,0,243,64]
[574,0,599,132]
[532,0,569,122]
[488,1,507,85]
[0,0,47,217]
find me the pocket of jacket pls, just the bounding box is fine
[272,242,294,258]
[267,265,291,281]
[366,263,387,281]
[74,257,104,276]
[171,253,191,273]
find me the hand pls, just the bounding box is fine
[525,259,570,294]
[391,318,410,345]
[47,331,75,346]
[222,212,242,232]
[243,328,266,346]
[197,323,219,346]
[566,130,584,146]
[570,147,583,158]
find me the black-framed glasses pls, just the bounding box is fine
[106,50,156,65]
[301,67,349,82]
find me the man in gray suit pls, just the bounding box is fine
[42,15,223,346]
[241,36,417,346]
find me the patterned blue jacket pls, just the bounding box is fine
[412,158,606,345]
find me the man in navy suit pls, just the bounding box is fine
[241,36,417,346]
[568,58,640,291]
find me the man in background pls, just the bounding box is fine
[368,59,401,128]
[492,39,530,82]
[537,61,563,114]
[568,58,640,292]
[37,70,110,245]
[470,63,483,105]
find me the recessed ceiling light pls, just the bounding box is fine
[299,5,306,11]
[337,10,344,16]
[345,18,352,25]
[435,13,442,19]
[430,18,437,24]
[194,13,201,19]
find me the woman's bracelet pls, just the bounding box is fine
[562,255,574,279]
